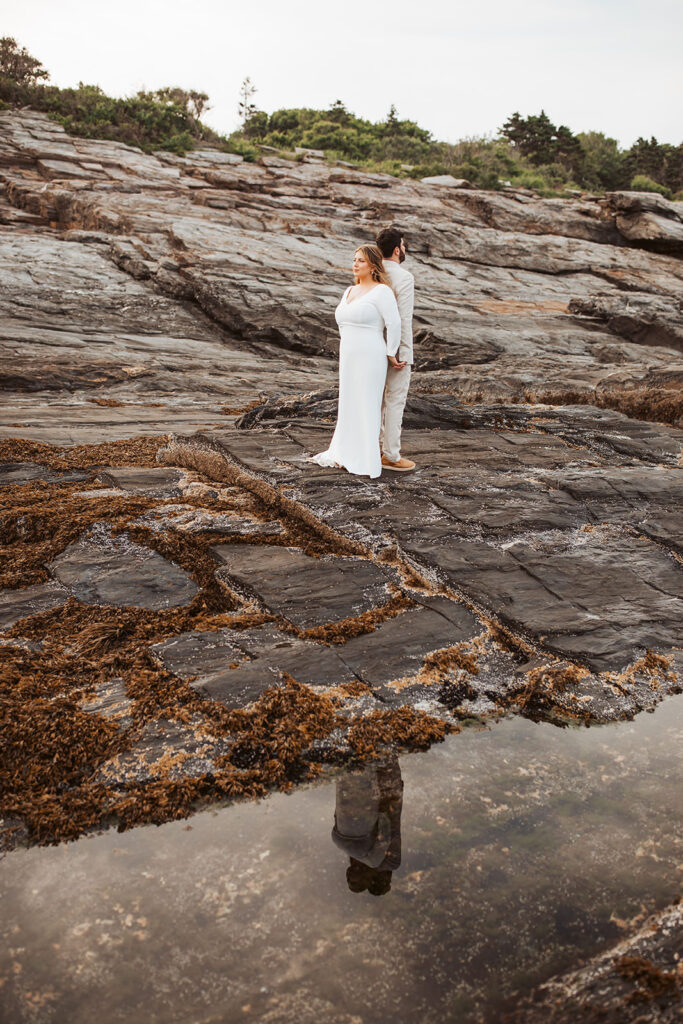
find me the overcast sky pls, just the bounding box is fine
[3,0,682,148]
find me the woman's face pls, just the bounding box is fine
[352,250,370,280]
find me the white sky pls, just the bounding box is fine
[2,0,682,148]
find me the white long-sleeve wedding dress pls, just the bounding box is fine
[311,283,401,479]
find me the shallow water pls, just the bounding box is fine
[2,697,682,1024]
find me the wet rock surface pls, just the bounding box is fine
[50,526,199,609]
[509,902,683,1024]
[210,545,393,626]
[161,412,683,675]
[0,580,68,628]
[94,466,185,496]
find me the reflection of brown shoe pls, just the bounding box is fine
[381,455,415,472]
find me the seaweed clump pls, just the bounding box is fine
[616,955,680,1004]
[346,707,454,759]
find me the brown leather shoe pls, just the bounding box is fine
[381,455,415,472]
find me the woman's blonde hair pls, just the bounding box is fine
[354,244,390,286]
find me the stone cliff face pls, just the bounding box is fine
[1,108,681,429]
[0,108,681,850]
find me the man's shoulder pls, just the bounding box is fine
[383,260,414,285]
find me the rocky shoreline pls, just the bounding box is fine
[1,107,681,1021]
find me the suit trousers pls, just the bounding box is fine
[380,364,411,462]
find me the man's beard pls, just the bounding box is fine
[399,249,406,264]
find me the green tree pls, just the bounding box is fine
[268,108,300,134]
[625,137,682,194]
[577,131,627,190]
[301,120,355,153]
[0,36,49,85]
[501,110,557,163]
[554,124,584,177]
[501,110,584,174]
[385,104,400,134]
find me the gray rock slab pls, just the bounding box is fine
[0,581,69,628]
[238,637,356,687]
[210,545,390,627]
[638,513,683,554]
[188,662,276,708]
[416,595,484,632]
[338,599,480,692]
[204,430,308,481]
[151,629,244,678]
[50,528,199,609]
[153,625,357,708]
[434,487,586,537]
[403,524,683,671]
[194,645,355,708]
[96,466,184,497]
[36,158,96,179]
[0,462,87,486]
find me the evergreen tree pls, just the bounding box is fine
[501,110,584,174]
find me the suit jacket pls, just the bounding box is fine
[383,259,415,364]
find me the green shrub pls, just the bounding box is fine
[221,137,258,162]
[630,174,672,198]
[0,76,215,155]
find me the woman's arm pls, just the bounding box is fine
[376,285,401,357]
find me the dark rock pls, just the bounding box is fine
[0,462,88,486]
[50,526,199,609]
[96,717,229,785]
[0,580,69,628]
[168,417,683,677]
[338,598,479,693]
[194,645,353,707]
[603,190,683,255]
[152,624,358,708]
[151,628,244,678]
[96,466,184,497]
[569,294,683,353]
[508,902,683,1024]
[210,545,391,627]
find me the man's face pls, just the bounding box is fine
[398,238,407,263]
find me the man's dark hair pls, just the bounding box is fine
[376,226,404,259]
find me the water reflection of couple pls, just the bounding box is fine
[331,757,403,897]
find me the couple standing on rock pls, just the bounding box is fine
[311,226,416,479]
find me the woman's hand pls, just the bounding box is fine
[387,355,407,370]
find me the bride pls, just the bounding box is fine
[311,244,402,479]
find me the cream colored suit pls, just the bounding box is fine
[380,259,414,462]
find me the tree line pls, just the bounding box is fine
[1,38,680,198]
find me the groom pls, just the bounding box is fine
[376,226,415,471]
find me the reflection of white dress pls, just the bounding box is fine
[311,284,401,479]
